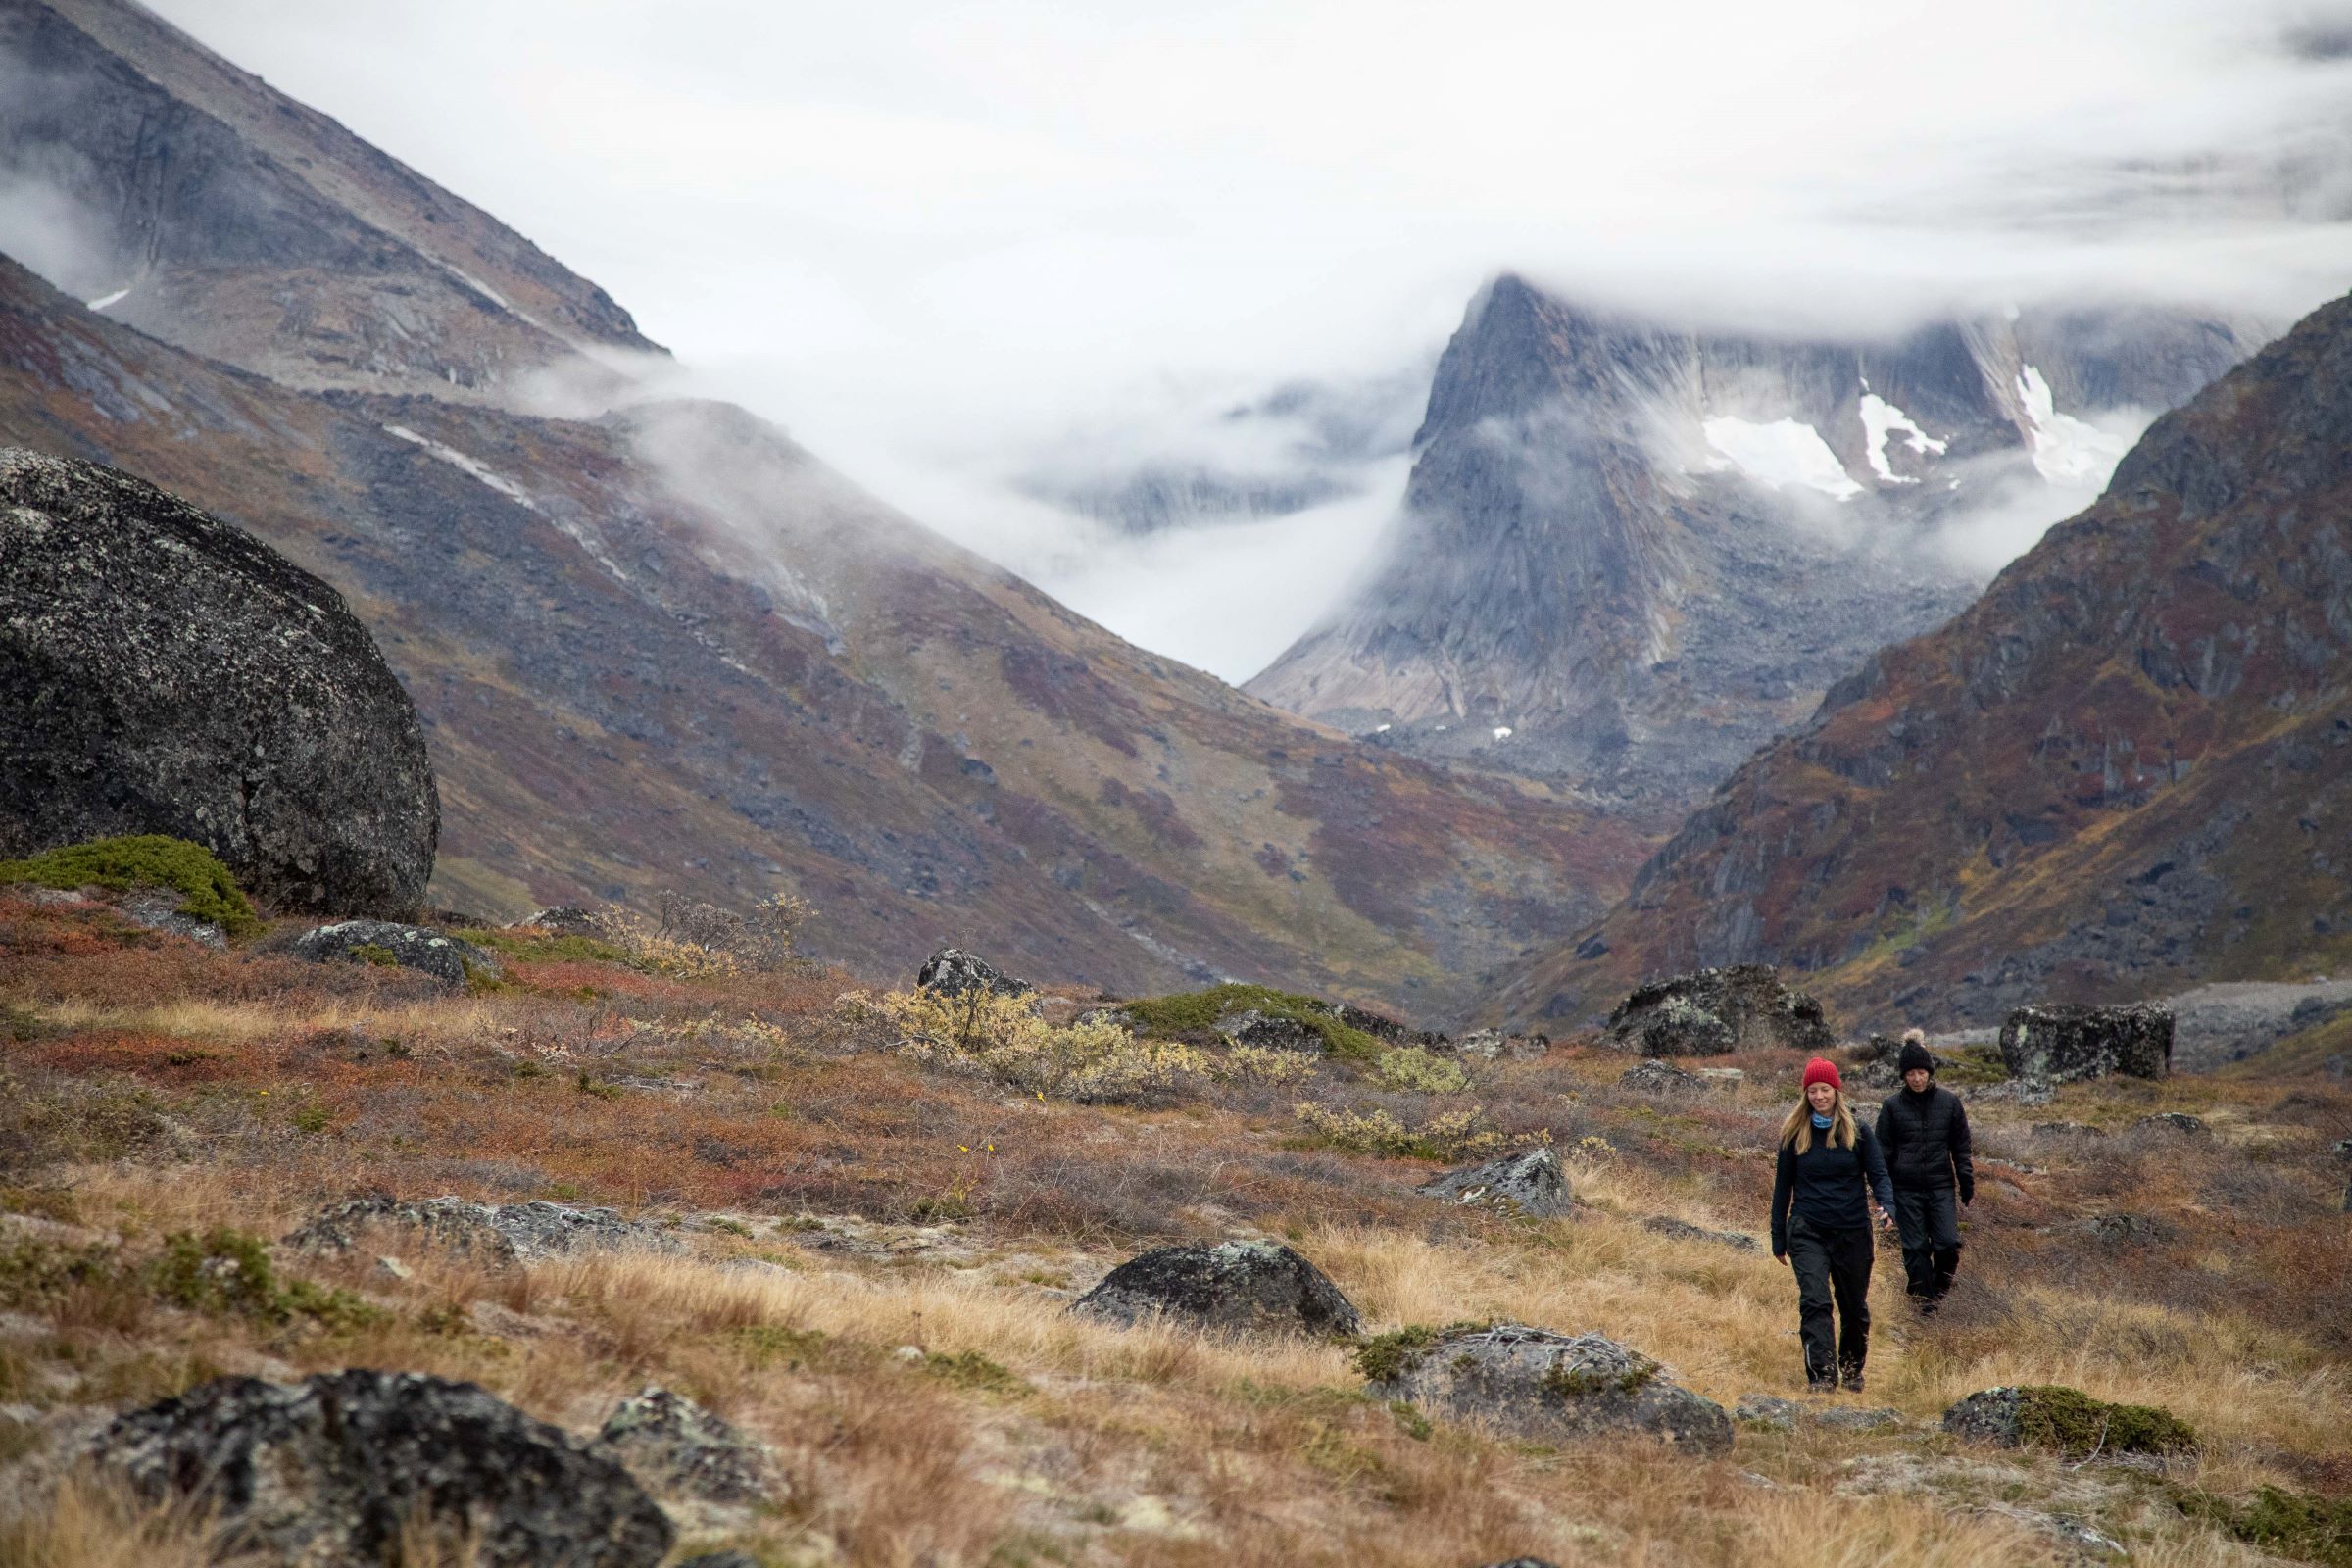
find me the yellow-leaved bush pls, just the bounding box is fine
[868,989,1209,1103]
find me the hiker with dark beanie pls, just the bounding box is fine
[1876,1028,1975,1310]
[1771,1057,1896,1392]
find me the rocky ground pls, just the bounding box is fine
[1,889,2347,1567]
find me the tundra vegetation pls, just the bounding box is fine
[0,869,2347,1567]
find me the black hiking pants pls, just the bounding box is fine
[1893,1185,1962,1300]
[1787,1213,1873,1387]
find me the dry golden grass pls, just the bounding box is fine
[4,894,2349,1566]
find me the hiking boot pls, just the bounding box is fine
[1838,1365,1866,1394]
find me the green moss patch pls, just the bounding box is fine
[1351,1320,1492,1383]
[151,1227,379,1330]
[1119,983,1384,1063]
[2178,1485,2352,1566]
[0,835,259,938]
[2015,1384,2198,1459]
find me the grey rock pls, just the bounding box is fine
[1620,1057,1701,1094]
[0,449,437,917]
[1070,1240,1361,1338]
[2131,1111,2207,1136]
[1365,1322,1732,1456]
[1454,1026,1510,1060]
[515,905,601,937]
[1734,1393,1797,1431]
[1419,1147,1572,1217]
[1998,1004,2173,1083]
[592,1388,778,1507]
[1472,1560,1562,1568]
[89,1370,671,1568]
[914,947,1031,1000]
[675,1554,764,1568]
[1607,965,1835,1056]
[285,1195,678,1264]
[1642,1216,1758,1251]
[292,920,499,986]
[115,890,227,950]
[1942,1387,2028,1446]
[1215,1006,1323,1053]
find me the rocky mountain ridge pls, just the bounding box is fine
[1248,274,2260,808]
[0,2,1658,1016]
[0,0,661,397]
[1496,284,2352,1029]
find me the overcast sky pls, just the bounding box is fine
[147,0,2352,678]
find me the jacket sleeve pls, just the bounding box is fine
[1859,1125,1896,1217]
[1875,1100,1899,1162]
[1950,1094,1976,1202]
[1770,1142,1795,1256]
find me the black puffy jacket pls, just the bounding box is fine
[1876,1084,1975,1200]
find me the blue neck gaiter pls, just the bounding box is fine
[1811,1111,1834,1130]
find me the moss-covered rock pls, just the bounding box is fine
[0,833,260,938]
[1119,983,1386,1063]
[1943,1384,2198,1460]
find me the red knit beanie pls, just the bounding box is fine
[1801,1057,1842,1092]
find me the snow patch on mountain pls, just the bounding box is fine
[1856,383,1946,483]
[86,286,131,311]
[1701,416,1863,501]
[2015,365,2132,487]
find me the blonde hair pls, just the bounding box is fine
[1780,1088,1856,1153]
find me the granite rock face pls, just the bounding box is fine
[1998,1004,2173,1083]
[0,450,437,916]
[1365,1323,1732,1457]
[1070,1241,1361,1338]
[90,1370,673,1568]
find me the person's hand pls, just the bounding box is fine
[1879,1208,1897,1231]
[1772,1250,1788,1266]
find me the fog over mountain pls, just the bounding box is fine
[63,0,2352,683]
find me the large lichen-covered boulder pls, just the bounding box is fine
[1606,965,1834,1055]
[1420,1147,1573,1217]
[90,1370,673,1568]
[1070,1240,1361,1337]
[1360,1322,1731,1456]
[1998,1004,2173,1083]
[0,450,437,915]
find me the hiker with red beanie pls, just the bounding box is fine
[1875,1028,1975,1311]
[1770,1056,1897,1392]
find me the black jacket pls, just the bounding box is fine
[1771,1121,1895,1256]
[1876,1084,1975,1200]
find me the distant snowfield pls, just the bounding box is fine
[1857,384,1946,482]
[2016,365,2134,487]
[1701,415,1863,500]
[1018,456,1411,685]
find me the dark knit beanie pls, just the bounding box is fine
[1898,1039,1935,1075]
